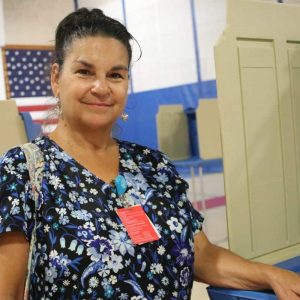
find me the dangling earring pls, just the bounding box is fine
[121,112,128,121]
[55,97,63,117]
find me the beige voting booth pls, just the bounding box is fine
[156,104,190,160]
[215,0,300,263]
[196,99,222,160]
[0,100,28,154]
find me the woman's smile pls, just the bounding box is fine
[82,101,114,109]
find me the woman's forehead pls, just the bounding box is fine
[64,36,129,64]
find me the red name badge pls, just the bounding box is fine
[116,205,161,245]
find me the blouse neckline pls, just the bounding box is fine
[41,135,124,187]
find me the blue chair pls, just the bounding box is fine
[19,112,42,141]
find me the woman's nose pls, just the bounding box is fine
[90,79,110,95]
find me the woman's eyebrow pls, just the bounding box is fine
[73,59,93,68]
[110,65,129,72]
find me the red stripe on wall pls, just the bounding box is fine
[192,196,226,211]
[18,105,55,112]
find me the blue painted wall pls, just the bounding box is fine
[116,80,217,149]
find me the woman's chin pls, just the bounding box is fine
[81,118,116,132]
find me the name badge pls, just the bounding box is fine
[116,205,161,245]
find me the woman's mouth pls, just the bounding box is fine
[84,102,113,108]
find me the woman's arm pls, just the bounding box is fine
[194,231,300,299]
[0,232,29,300]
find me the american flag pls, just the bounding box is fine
[2,46,57,132]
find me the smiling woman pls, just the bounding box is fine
[51,36,129,132]
[0,7,299,300]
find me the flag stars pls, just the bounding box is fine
[5,48,53,97]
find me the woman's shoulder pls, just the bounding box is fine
[0,135,49,167]
[0,144,26,164]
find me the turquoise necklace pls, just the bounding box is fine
[111,174,130,207]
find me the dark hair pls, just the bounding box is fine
[54,8,136,68]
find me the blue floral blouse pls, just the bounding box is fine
[0,136,204,300]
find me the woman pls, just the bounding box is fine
[0,8,299,300]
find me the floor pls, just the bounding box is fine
[182,172,229,300]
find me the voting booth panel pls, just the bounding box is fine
[0,100,28,154]
[0,100,42,155]
[215,0,300,263]
[196,99,222,160]
[156,104,190,160]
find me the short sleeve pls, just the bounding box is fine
[152,150,204,235]
[0,146,35,240]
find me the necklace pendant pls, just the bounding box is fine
[115,175,127,196]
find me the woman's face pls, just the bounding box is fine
[51,35,129,131]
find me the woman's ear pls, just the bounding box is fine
[51,63,60,97]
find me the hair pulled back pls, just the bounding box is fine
[54,8,134,68]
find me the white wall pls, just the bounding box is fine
[126,0,198,92]
[3,0,74,45]
[195,0,226,81]
[78,0,219,92]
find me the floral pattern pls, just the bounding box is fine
[0,136,204,300]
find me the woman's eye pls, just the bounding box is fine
[77,69,91,76]
[110,73,123,79]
